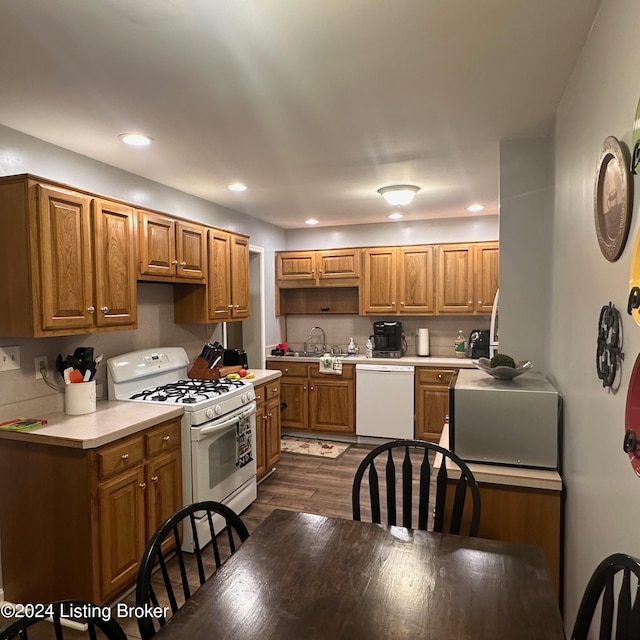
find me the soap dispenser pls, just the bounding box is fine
[348,337,357,355]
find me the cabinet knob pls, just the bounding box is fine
[268,412,273,417]
[468,300,472,304]
[311,269,315,275]
[87,306,95,314]
[391,301,396,306]
[400,301,405,306]
[234,304,240,308]
[272,387,278,393]
[303,386,307,391]
[228,304,234,308]
[172,259,178,265]
[478,300,482,304]
[318,269,323,273]
[121,453,129,460]
[263,414,268,421]
[163,435,171,441]
[181,261,187,266]
[310,385,314,391]
[285,368,289,373]
[438,374,443,380]
[151,475,158,482]
[101,306,109,313]
[139,482,146,489]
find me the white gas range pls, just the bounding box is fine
[107,347,257,549]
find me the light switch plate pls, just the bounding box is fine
[0,346,20,372]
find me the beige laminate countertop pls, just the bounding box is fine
[0,369,281,450]
[267,355,475,368]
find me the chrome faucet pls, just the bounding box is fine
[307,326,327,354]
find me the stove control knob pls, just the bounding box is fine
[206,407,214,419]
[246,389,255,401]
[241,393,248,403]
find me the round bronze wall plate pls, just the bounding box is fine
[594,136,632,262]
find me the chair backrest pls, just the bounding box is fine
[135,500,250,640]
[352,439,481,536]
[571,553,640,640]
[0,599,127,640]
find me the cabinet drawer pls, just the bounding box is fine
[269,362,309,378]
[97,436,145,480]
[266,380,280,400]
[416,368,456,386]
[254,383,266,405]
[146,420,181,457]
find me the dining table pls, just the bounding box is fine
[151,508,565,640]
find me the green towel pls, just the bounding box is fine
[0,419,47,432]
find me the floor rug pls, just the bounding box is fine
[281,435,351,459]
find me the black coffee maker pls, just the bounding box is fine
[372,321,404,358]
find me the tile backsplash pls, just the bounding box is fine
[284,315,490,357]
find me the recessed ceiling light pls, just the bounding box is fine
[118,133,153,147]
[228,183,248,192]
[305,218,319,225]
[467,204,485,212]
[388,212,404,220]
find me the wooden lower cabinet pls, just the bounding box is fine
[0,418,182,605]
[267,363,355,434]
[414,368,457,442]
[255,379,282,481]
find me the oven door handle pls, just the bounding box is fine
[193,403,256,439]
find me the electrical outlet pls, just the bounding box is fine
[35,355,48,380]
[0,346,20,372]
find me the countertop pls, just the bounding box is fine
[0,368,280,450]
[267,354,476,368]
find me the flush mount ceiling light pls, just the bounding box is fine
[305,218,319,225]
[388,212,404,220]
[467,203,485,212]
[228,183,248,192]
[118,133,153,147]
[377,184,420,207]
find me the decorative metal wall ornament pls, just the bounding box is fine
[594,136,633,262]
[596,301,622,389]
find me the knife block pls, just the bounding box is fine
[187,357,221,380]
[187,358,243,380]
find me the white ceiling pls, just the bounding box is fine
[0,0,601,229]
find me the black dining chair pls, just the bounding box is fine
[352,439,481,536]
[571,552,640,640]
[0,599,127,640]
[135,500,250,640]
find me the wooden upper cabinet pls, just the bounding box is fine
[37,185,94,331]
[361,246,434,315]
[436,242,499,315]
[361,247,397,314]
[397,246,434,314]
[474,241,499,314]
[230,233,250,320]
[138,211,206,281]
[276,249,360,286]
[92,199,138,327]
[176,221,207,280]
[436,244,474,314]
[207,228,232,321]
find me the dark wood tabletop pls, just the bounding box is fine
[152,509,565,640]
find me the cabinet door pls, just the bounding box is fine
[276,251,316,282]
[37,185,94,331]
[280,378,309,430]
[255,401,267,480]
[207,228,232,321]
[309,378,355,433]
[361,247,397,314]
[317,249,361,282]
[415,385,450,442]
[97,465,146,602]
[230,233,250,320]
[93,199,138,327]
[265,396,282,469]
[146,449,182,544]
[398,246,434,314]
[176,221,207,280]
[474,242,499,314]
[436,244,474,314]
[139,211,176,277]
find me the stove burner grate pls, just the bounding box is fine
[130,378,246,403]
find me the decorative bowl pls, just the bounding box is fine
[473,358,534,380]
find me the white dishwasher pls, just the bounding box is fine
[356,363,415,439]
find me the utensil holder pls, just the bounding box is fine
[187,357,221,380]
[64,380,97,415]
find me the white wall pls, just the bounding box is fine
[551,0,640,630]
[285,215,498,250]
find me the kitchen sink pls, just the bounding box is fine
[282,351,324,358]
